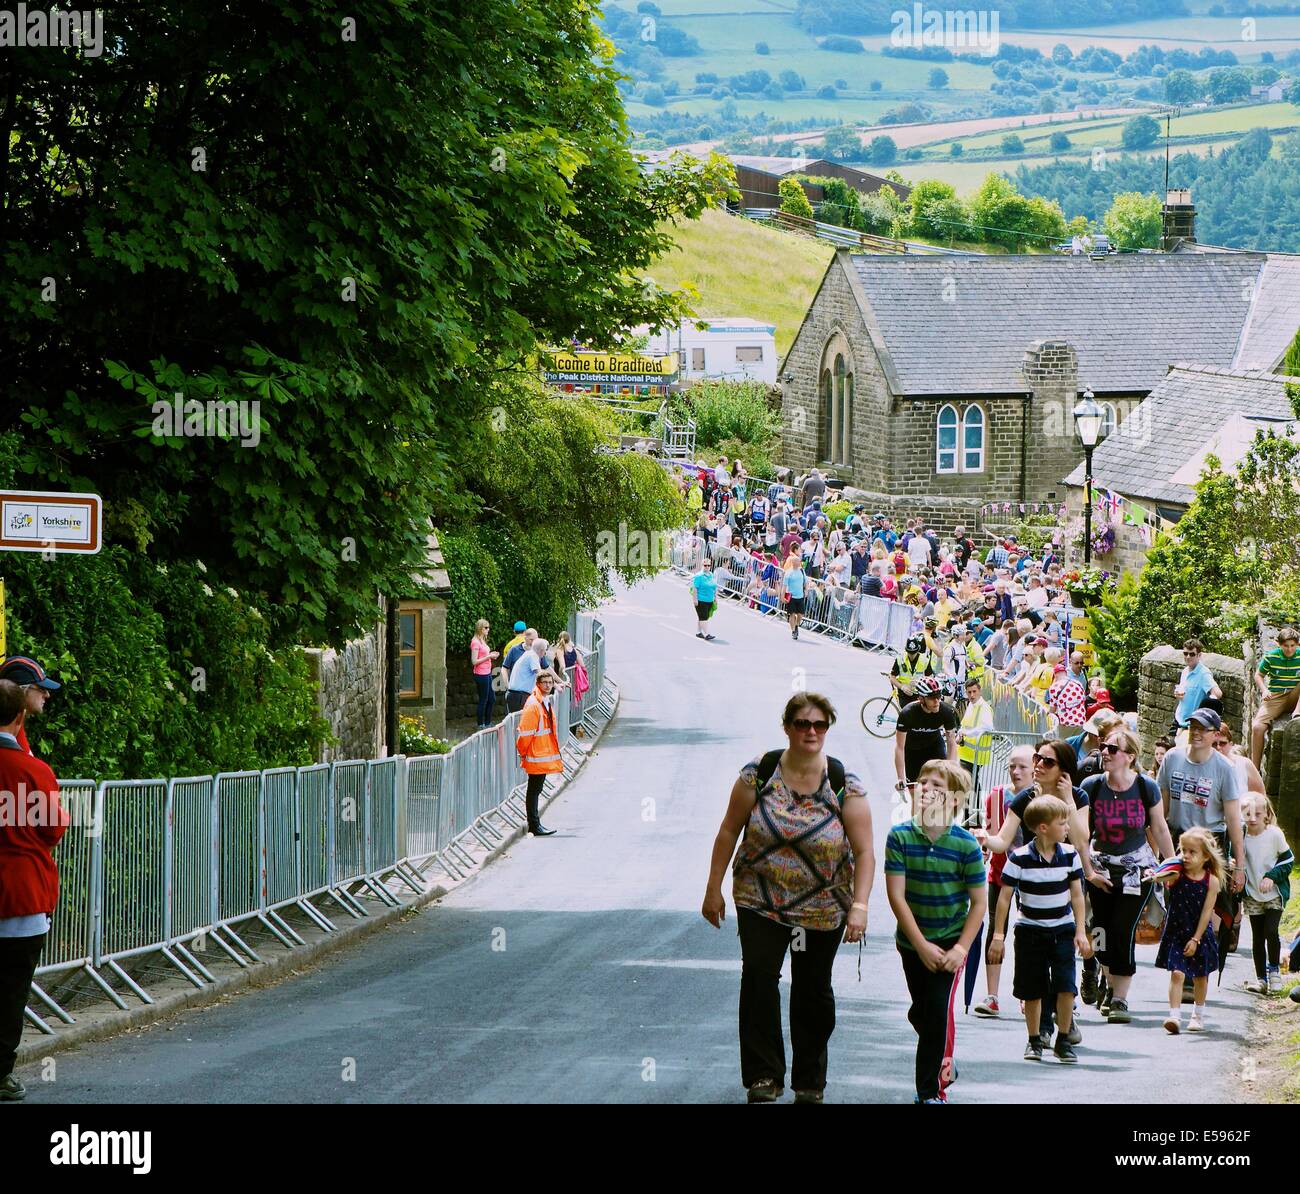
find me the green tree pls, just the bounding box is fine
[779,176,815,219]
[1001,133,1026,154]
[1164,69,1201,104]
[821,125,864,161]
[1050,132,1072,152]
[780,69,805,90]
[1102,191,1163,248]
[1121,114,1161,150]
[928,67,949,89]
[4,1,732,648]
[868,135,898,165]
[1282,325,1300,377]
[906,179,959,237]
[971,173,1064,249]
[1207,66,1252,104]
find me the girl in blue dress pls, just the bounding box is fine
[1153,827,1224,1035]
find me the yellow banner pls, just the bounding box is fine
[544,351,676,377]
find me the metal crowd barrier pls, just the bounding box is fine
[26,613,612,1034]
[669,532,910,653]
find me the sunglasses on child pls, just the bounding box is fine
[790,718,831,733]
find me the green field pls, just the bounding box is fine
[911,103,1299,164]
[645,207,834,356]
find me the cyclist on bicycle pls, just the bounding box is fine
[891,634,941,704]
[894,675,960,792]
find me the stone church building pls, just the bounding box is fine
[779,248,1298,537]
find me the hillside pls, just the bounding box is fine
[646,207,835,356]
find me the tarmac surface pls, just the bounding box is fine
[27,573,1255,1103]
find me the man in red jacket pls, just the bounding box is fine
[0,678,68,1102]
[0,656,60,756]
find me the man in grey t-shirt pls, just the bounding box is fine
[1156,709,1246,896]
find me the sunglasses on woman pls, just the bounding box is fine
[1033,753,1058,767]
[1100,742,1124,755]
[791,718,830,733]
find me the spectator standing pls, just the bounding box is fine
[470,619,499,729]
[800,468,827,508]
[506,637,548,714]
[907,527,932,572]
[956,677,993,777]
[690,559,719,641]
[1175,639,1222,732]
[0,679,69,1102]
[1155,829,1224,1034]
[0,658,60,755]
[784,556,807,641]
[1251,627,1300,769]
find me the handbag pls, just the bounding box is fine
[1134,883,1166,945]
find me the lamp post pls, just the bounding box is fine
[1073,390,1103,566]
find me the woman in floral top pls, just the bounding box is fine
[702,693,875,1104]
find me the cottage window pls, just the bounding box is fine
[1100,402,1117,439]
[936,404,958,473]
[691,347,706,372]
[398,609,421,698]
[818,336,853,465]
[962,405,985,472]
[735,346,764,363]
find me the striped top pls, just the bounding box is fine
[1258,646,1300,694]
[999,842,1084,933]
[884,820,985,949]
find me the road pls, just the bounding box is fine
[30,573,1253,1103]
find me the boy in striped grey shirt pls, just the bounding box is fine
[988,794,1092,1063]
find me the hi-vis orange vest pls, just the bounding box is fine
[517,688,563,775]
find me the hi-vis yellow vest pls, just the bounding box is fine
[958,700,994,766]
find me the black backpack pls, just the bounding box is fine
[754,750,846,804]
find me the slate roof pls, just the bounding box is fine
[845,251,1297,396]
[1061,363,1299,507]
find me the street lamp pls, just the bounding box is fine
[1073,390,1103,566]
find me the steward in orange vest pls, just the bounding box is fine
[517,674,562,835]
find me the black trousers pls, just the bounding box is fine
[506,691,528,714]
[524,773,547,830]
[1250,908,1282,977]
[0,933,45,1079]
[1088,874,1151,978]
[737,907,843,1092]
[899,937,960,1102]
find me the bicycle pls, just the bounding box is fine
[859,674,968,739]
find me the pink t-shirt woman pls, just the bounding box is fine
[471,636,493,676]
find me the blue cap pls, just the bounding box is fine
[513,621,526,632]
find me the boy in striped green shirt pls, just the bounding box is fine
[1251,627,1300,769]
[885,760,986,1104]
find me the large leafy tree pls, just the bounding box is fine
[3,1,730,645]
[1103,191,1163,249]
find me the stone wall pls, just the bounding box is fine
[1061,484,1155,577]
[840,486,985,543]
[1137,644,1247,752]
[1264,719,1300,846]
[305,614,387,763]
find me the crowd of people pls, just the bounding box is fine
[703,689,1298,1105]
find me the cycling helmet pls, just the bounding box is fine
[913,676,941,697]
[905,635,926,654]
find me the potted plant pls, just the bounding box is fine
[1061,566,1114,607]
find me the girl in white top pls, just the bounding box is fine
[1240,794,1295,994]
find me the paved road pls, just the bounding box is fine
[31,574,1254,1103]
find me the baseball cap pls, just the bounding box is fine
[0,656,61,690]
[513,621,526,632]
[1083,710,1120,736]
[1188,708,1223,730]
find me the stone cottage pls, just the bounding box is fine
[778,249,1300,536]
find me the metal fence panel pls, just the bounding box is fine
[297,764,332,896]
[215,771,263,924]
[97,780,168,964]
[332,761,368,885]
[405,755,446,862]
[367,758,400,871]
[39,779,98,972]
[168,776,215,941]
[262,768,299,907]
